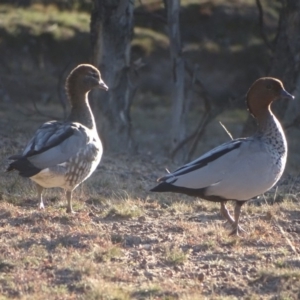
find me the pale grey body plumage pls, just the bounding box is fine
[164,113,287,201]
[28,121,102,190]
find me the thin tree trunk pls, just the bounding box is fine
[90,0,136,152]
[164,0,186,153]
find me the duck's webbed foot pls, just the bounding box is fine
[220,201,247,236]
[229,224,247,236]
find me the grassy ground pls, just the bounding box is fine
[1,147,300,299]
[1,1,300,299]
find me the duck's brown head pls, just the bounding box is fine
[66,64,108,98]
[246,77,294,117]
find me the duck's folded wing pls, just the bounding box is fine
[175,140,242,175]
[22,121,89,169]
[156,139,244,189]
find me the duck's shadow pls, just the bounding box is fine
[17,233,96,251]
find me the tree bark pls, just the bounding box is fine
[242,0,300,136]
[164,0,186,153]
[90,0,136,152]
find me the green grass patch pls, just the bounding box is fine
[0,4,90,39]
[164,246,188,265]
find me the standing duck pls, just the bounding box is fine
[7,64,108,213]
[151,77,294,235]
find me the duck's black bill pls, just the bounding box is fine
[281,89,294,100]
[98,80,109,91]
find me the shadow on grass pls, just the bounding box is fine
[17,233,97,251]
[52,267,88,294]
[216,286,246,298]
[54,268,82,285]
[187,210,223,223]
[4,213,75,228]
[4,197,60,210]
[131,289,179,299]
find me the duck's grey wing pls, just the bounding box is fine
[156,139,243,185]
[151,137,274,201]
[150,139,244,197]
[7,121,89,177]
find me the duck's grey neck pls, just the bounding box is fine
[255,108,283,138]
[67,92,95,129]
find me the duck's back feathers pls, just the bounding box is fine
[151,137,282,201]
[160,139,242,181]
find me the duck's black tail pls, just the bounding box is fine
[7,156,41,177]
[150,182,173,193]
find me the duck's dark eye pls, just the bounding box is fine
[266,84,272,90]
[88,71,99,79]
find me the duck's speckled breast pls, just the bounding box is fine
[65,137,103,189]
[259,114,287,180]
[31,132,103,190]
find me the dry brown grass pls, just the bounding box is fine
[1,137,300,299]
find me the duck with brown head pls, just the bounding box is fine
[7,64,108,213]
[151,77,294,236]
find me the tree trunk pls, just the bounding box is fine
[242,0,300,136]
[164,0,186,153]
[90,0,136,152]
